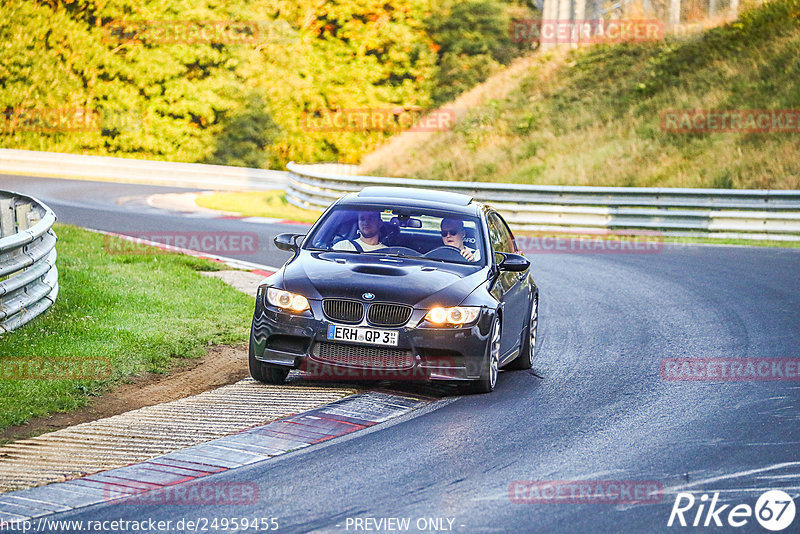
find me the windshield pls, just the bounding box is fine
[305,206,485,265]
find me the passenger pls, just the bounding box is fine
[332,211,386,252]
[440,218,479,261]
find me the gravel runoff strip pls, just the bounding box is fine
[0,257,443,524]
[145,191,315,225]
[200,271,266,299]
[0,379,357,496]
[0,265,308,498]
[0,258,278,495]
[0,388,436,524]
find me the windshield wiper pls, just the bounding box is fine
[306,247,362,254]
[362,251,421,259]
[419,256,477,265]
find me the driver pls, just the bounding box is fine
[332,211,386,252]
[440,218,479,261]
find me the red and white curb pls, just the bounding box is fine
[145,192,314,227]
[0,390,438,523]
[215,215,313,226]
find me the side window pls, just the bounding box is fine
[487,213,514,253]
[495,213,517,253]
[487,216,504,254]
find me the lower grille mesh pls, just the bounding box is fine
[313,342,414,369]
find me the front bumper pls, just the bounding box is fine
[251,300,492,382]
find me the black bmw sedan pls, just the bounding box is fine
[249,186,538,393]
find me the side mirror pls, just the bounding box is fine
[274,233,304,252]
[498,252,530,272]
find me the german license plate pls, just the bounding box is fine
[326,325,398,346]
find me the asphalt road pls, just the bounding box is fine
[1,174,302,268]
[3,176,800,533]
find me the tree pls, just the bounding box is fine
[207,94,280,168]
[426,0,527,105]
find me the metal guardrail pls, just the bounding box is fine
[286,162,800,241]
[3,150,797,241]
[0,192,58,334]
[0,149,287,190]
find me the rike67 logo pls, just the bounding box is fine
[668,490,796,531]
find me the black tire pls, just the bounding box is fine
[470,316,501,394]
[507,294,537,370]
[249,333,290,384]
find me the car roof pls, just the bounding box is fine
[338,186,478,215]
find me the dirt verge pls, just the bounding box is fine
[0,344,248,443]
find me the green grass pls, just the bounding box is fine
[661,236,800,248]
[364,0,800,190]
[0,224,254,431]
[195,190,322,224]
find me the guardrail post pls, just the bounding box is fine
[0,199,14,238]
[15,203,31,232]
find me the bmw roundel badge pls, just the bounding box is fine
[362,292,375,300]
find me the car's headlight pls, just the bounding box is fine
[424,306,481,326]
[266,287,310,313]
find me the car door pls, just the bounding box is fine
[487,212,529,358]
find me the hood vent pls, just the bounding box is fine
[351,265,406,276]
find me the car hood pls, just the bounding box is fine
[280,251,487,308]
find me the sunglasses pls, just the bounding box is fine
[440,229,461,237]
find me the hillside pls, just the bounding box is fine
[361,0,800,189]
